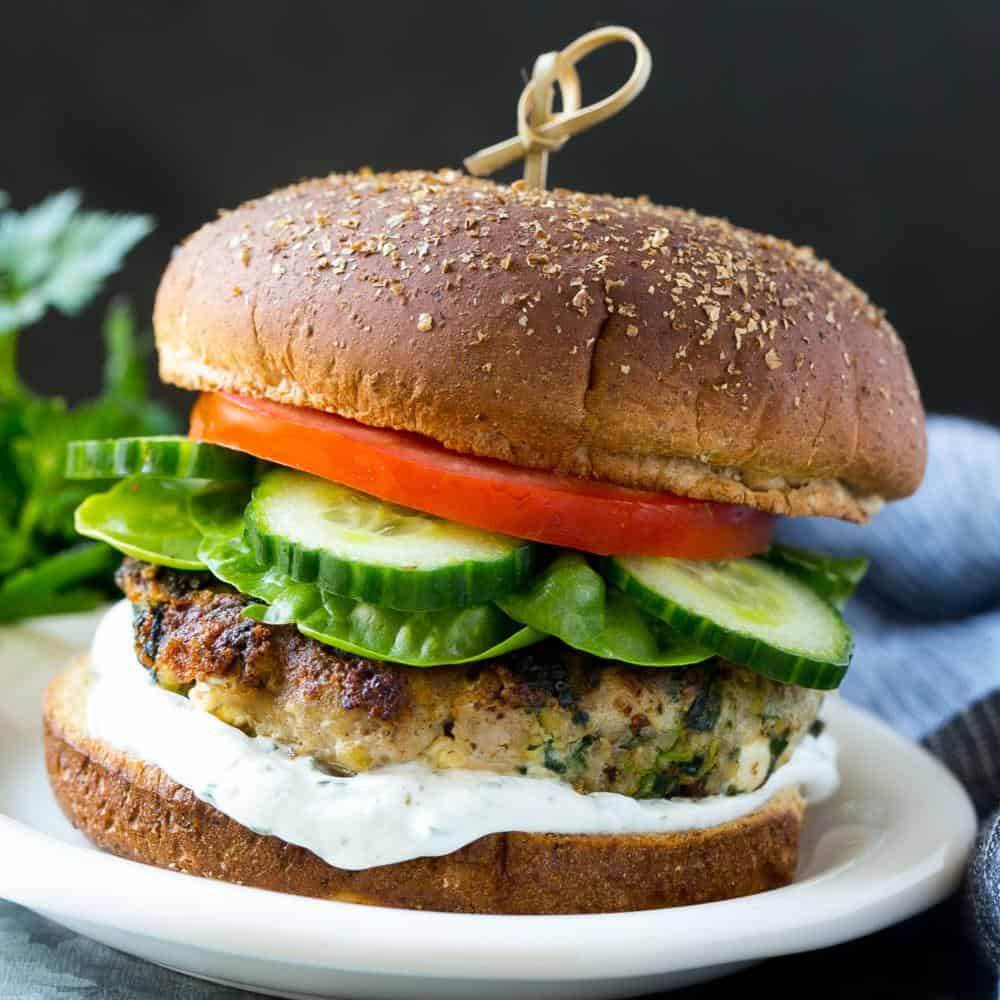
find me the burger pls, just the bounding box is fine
[44,169,925,914]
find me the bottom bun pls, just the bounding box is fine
[43,662,805,914]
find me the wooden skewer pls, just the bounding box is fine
[464,25,652,189]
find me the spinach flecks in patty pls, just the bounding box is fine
[685,665,722,732]
[113,558,824,799]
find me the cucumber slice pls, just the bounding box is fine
[65,436,254,481]
[198,531,543,666]
[604,555,852,689]
[245,468,537,611]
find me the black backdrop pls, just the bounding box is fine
[4,1,998,422]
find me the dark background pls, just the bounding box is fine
[4,0,999,425]
[3,6,997,996]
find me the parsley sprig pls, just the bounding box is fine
[0,191,176,622]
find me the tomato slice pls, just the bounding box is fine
[190,392,774,559]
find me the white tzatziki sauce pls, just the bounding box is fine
[87,600,839,870]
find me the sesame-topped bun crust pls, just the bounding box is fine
[155,170,925,521]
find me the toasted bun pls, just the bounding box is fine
[45,661,803,914]
[155,170,924,522]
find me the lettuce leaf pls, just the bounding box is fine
[74,478,214,570]
[763,544,868,609]
[199,530,543,666]
[69,478,860,672]
[75,476,543,665]
[71,479,710,667]
[498,553,710,667]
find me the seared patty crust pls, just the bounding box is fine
[117,559,823,798]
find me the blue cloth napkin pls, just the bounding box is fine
[781,415,1000,742]
[2,415,998,999]
[781,415,1000,980]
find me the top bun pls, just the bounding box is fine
[155,170,925,522]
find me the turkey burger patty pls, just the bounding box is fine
[118,559,823,798]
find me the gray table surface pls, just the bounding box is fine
[1,893,992,999]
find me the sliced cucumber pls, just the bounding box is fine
[244,468,536,611]
[198,531,544,666]
[603,555,852,689]
[65,436,254,481]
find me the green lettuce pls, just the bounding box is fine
[199,530,543,666]
[75,475,543,665]
[74,478,216,570]
[764,544,868,609]
[69,477,862,672]
[498,553,710,667]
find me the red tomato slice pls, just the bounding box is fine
[189,392,774,559]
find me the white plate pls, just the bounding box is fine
[0,611,977,1000]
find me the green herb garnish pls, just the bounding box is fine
[0,191,176,622]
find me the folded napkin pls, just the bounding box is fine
[1,415,997,1000]
[781,414,1000,979]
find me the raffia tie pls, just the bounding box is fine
[464,25,652,190]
